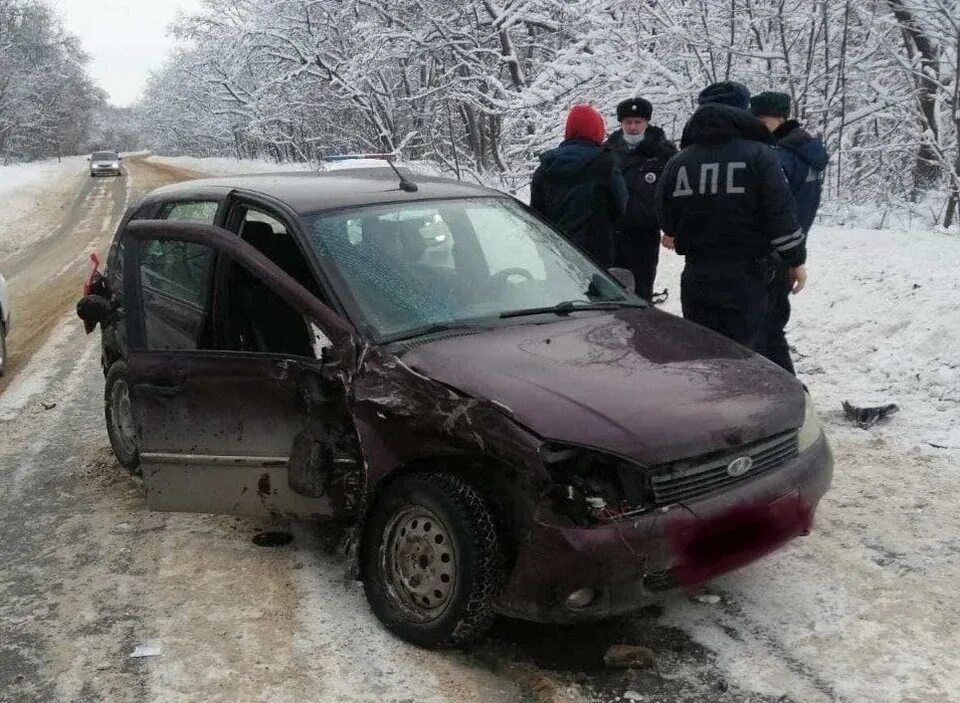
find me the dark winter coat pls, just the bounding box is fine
[656,104,805,267]
[606,127,678,234]
[773,120,829,235]
[530,138,628,266]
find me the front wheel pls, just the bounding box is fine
[104,361,140,472]
[361,473,503,648]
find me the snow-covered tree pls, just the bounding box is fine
[137,0,960,226]
[0,0,103,162]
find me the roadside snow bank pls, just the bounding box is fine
[796,226,960,450]
[144,155,310,176]
[655,223,960,701]
[0,157,86,259]
[658,224,960,450]
[145,155,443,178]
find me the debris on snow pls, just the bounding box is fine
[623,691,644,702]
[603,644,657,670]
[129,643,162,658]
[842,401,900,428]
[693,593,722,605]
[40,401,56,410]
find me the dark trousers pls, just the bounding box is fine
[758,263,796,375]
[574,234,615,269]
[681,261,768,350]
[615,228,660,301]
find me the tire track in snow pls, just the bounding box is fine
[0,324,153,702]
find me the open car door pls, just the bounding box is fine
[121,220,361,519]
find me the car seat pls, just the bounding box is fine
[232,221,315,356]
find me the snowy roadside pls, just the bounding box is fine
[144,154,443,178]
[0,157,87,260]
[143,155,311,176]
[650,226,960,701]
[658,224,960,452]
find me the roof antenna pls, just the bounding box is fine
[385,155,418,192]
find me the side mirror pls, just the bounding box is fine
[117,155,123,161]
[76,294,112,334]
[608,267,636,293]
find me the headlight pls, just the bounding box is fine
[540,443,649,521]
[798,392,823,452]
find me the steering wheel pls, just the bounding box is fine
[492,267,534,284]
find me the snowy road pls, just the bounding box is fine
[1,158,958,703]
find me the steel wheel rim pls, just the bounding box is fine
[380,505,458,623]
[110,379,137,458]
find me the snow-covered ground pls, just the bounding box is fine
[144,155,312,176]
[145,154,443,178]
[0,157,87,259]
[657,225,960,452]
[653,226,960,701]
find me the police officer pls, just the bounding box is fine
[751,91,829,374]
[606,98,678,301]
[655,82,804,350]
[531,104,627,267]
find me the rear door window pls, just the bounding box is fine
[159,200,219,224]
[140,240,211,308]
[139,200,220,306]
[138,239,215,350]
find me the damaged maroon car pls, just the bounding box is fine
[77,168,833,648]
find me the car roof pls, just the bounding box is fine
[143,168,503,215]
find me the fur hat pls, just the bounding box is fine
[751,91,791,118]
[697,81,751,110]
[617,98,653,122]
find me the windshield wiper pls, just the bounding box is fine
[499,299,647,319]
[382,321,488,344]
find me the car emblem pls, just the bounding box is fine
[645,172,657,184]
[726,456,753,477]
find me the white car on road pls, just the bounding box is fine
[0,271,9,375]
[89,151,123,177]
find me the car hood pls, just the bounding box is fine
[401,309,804,465]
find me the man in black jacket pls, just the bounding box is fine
[655,82,804,349]
[606,98,678,300]
[530,104,628,267]
[752,91,829,374]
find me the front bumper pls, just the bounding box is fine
[496,434,833,623]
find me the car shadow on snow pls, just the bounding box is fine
[467,606,798,702]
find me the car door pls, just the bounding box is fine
[122,219,361,520]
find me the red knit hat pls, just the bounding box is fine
[565,104,606,145]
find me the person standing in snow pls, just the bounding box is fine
[530,104,628,268]
[655,81,804,350]
[751,91,829,375]
[605,98,678,301]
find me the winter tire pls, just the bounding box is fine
[104,361,140,472]
[361,472,503,648]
